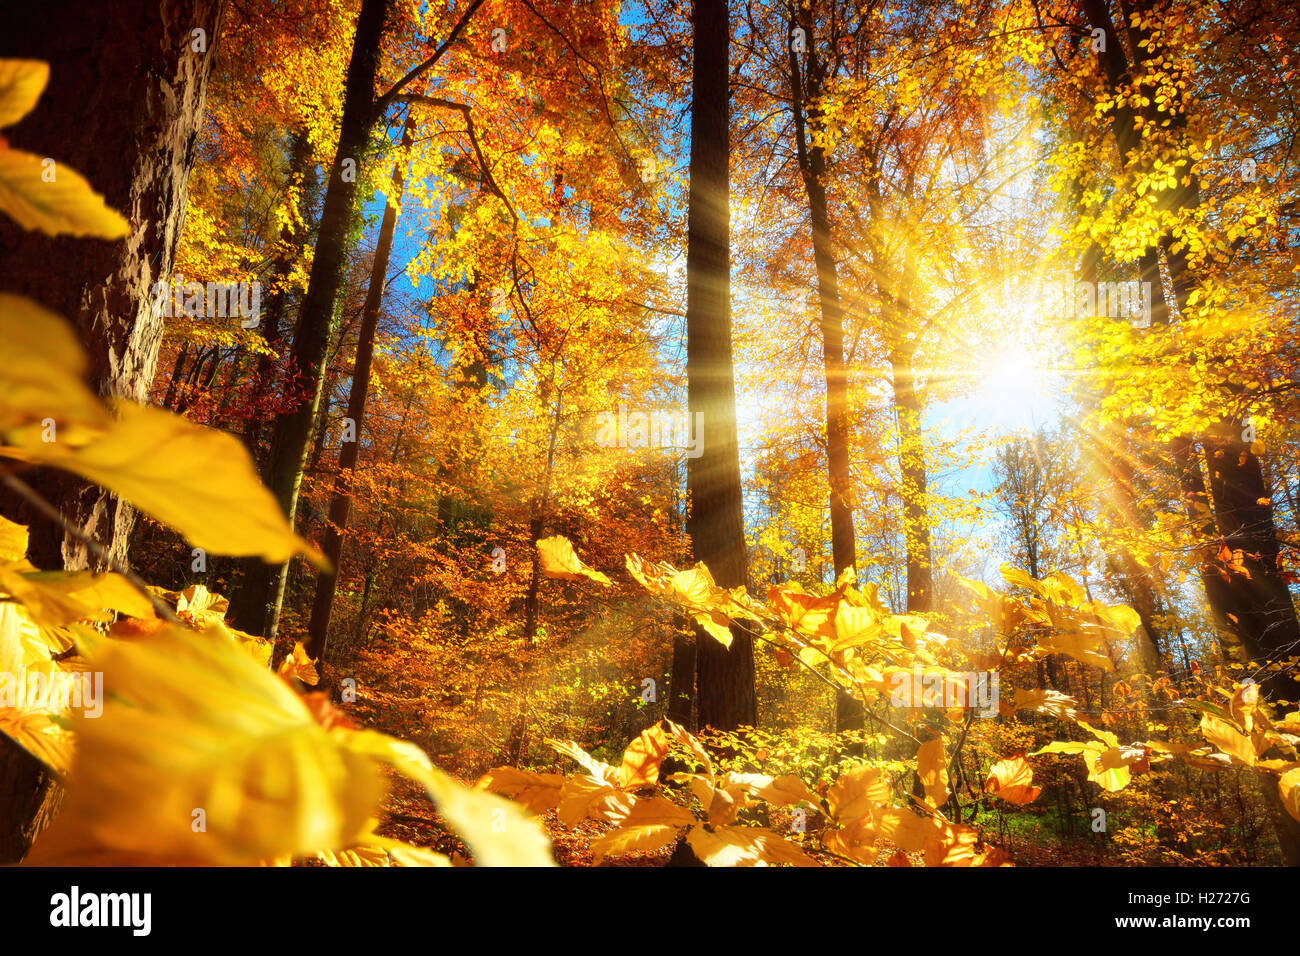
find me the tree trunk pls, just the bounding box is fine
[890,348,932,612]
[236,0,391,644]
[0,0,225,569]
[1202,430,1300,703]
[667,613,697,727]
[788,19,860,732]
[227,133,314,631]
[243,128,315,468]
[686,0,755,731]
[305,115,413,661]
[0,0,225,864]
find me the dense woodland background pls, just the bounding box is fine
[0,0,1299,868]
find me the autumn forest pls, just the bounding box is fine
[0,0,1299,890]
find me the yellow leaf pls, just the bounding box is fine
[342,730,553,866]
[536,535,611,587]
[173,584,229,623]
[917,737,948,808]
[823,815,878,864]
[0,59,48,128]
[277,641,319,686]
[476,766,565,814]
[827,764,891,820]
[3,402,324,566]
[872,807,945,853]
[618,722,672,789]
[768,583,839,638]
[1229,682,1259,733]
[0,147,129,238]
[555,776,634,827]
[722,772,818,807]
[686,825,817,866]
[1078,719,1120,749]
[318,832,452,867]
[1090,745,1145,791]
[0,294,111,433]
[548,737,619,786]
[1200,713,1256,766]
[1041,571,1087,606]
[0,516,28,562]
[0,565,156,627]
[590,823,681,864]
[1280,768,1300,825]
[984,753,1042,805]
[692,608,734,648]
[1014,688,1079,721]
[606,794,693,830]
[833,604,883,650]
[25,624,383,865]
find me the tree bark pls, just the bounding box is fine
[890,347,933,613]
[0,0,225,864]
[667,613,697,727]
[1202,430,1300,703]
[305,115,413,661]
[236,0,391,643]
[227,130,315,631]
[788,14,861,732]
[0,0,225,569]
[686,0,755,730]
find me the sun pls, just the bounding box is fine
[968,322,1062,433]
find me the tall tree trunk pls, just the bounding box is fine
[0,0,225,568]
[667,613,697,727]
[243,129,315,468]
[226,132,312,632]
[305,115,413,661]
[890,346,932,612]
[236,0,390,643]
[788,15,860,731]
[686,0,755,730]
[1202,429,1300,703]
[0,0,225,864]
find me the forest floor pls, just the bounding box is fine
[333,628,1112,867]
[324,631,673,866]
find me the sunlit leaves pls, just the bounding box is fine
[537,535,611,587]
[984,753,1042,805]
[827,764,891,820]
[686,825,818,867]
[1033,721,1150,793]
[343,730,554,867]
[0,294,111,433]
[917,737,949,809]
[3,402,325,566]
[1199,713,1258,767]
[26,624,384,865]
